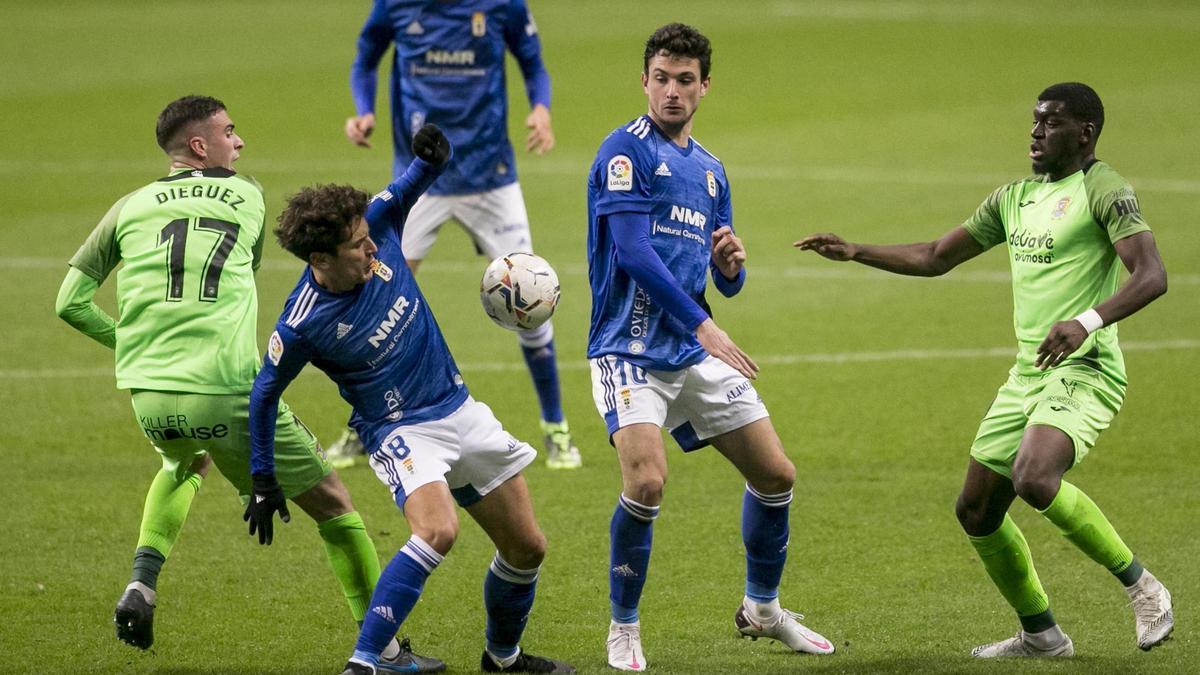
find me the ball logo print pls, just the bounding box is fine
[480,252,560,331]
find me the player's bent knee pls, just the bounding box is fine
[954,493,993,535]
[294,471,356,521]
[501,530,547,569]
[624,474,666,506]
[1010,470,1057,510]
[412,520,459,555]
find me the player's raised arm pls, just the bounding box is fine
[345,0,391,147]
[794,226,985,277]
[245,326,313,545]
[365,124,452,241]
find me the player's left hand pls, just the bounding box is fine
[525,104,555,155]
[412,123,452,167]
[244,473,290,546]
[711,226,746,279]
[1035,319,1088,370]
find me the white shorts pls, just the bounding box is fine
[402,182,533,261]
[589,355,769,451]
[365,396,536,509]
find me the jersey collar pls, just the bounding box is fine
[158,167,237,182]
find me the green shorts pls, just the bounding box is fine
[970,365,1124,478]
[130,390,330,501]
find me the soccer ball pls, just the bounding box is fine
[479,252,561,331]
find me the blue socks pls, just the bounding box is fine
[743,484,792,602]
[519,324,563,424]
[483,553,540,659]
[610,494,659,623]
[351,535,442,667]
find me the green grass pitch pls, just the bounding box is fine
[1,1,1197,672]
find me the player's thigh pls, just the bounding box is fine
[129,390,215,481]
[400,193,454,261]
[466,473,546,567]
[219,397,331,501]
[361,420,455,512]
[668,355,768,452]
[444,396,537,508]
[969,373,1031,480]
[454,183,533,259]
[710,417,794,494]
[1024,366,1123,470]
[589,354,676,441]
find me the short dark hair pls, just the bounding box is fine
[644,23,712,80]
[1038,82,1104,139]
[275,185,371,262]
[156,95,227,153]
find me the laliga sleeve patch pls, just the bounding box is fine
[607,155,633,192]
[267,331,284,366]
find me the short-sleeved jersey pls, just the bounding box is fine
[352,0,550,195]
[586,115,734,371]
[961,161,1151,381]
[253,163,467,455]
[68,168,267,393]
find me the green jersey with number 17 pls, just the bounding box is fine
[961,161,1151,383]
[68,168,267,394]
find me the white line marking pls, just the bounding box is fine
[10,339,1197,380]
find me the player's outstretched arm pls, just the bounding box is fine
[794,226,984,277]
[1035,231,1167,370]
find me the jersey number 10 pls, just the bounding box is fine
[159,217,240,302]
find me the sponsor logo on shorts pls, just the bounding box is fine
[1060,378,1077,397]
[267,331,284,365]
[607,155,633,192]
[140,414,228,442]
[726,380,753,403]
[1046,395,1080,411]
[619,387,632,408]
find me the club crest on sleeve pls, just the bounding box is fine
[370,259,393,281]
[268,331,284,365]
[706,170,717,197]
[608,155,633,192]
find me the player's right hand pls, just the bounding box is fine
[412,123,452,167]
[244,472,290,546]
[696,318,758,380]
[345,113,376,148]
[794,233,857,261]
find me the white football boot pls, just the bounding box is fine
[326,427,365,469]
[1127,571,1174,650]
[606,620,646,671]
[971,629,1074,658]
[734,598,834,654]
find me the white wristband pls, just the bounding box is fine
[1073,308,1104,334]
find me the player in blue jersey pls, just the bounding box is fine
[337,0,580,470]
[585,24,835,670]
[248,125,573,675]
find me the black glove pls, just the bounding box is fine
[244,472,289,545]
[412,123,451,167]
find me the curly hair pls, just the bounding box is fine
[156,95,227,153]
[644,23,712,80]
[274,184,371,262]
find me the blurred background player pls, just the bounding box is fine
[585,24,834,670]
[797,82,1173,657]
[54,95,437,672]
[250,124,572,675]
[334,0,580,470]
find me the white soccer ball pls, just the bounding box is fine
[479,252,561,331]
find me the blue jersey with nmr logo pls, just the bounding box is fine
[351,0,551,195]
[249,159,468,475]
[586,115,734,371]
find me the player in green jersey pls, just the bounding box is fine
[55,95,443,672]
[796,83,1173,657]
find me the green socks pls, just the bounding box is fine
[1039,480,1138,581]
[317,511,381,622]
[133,468,203,586]
[968,514,1052,624]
